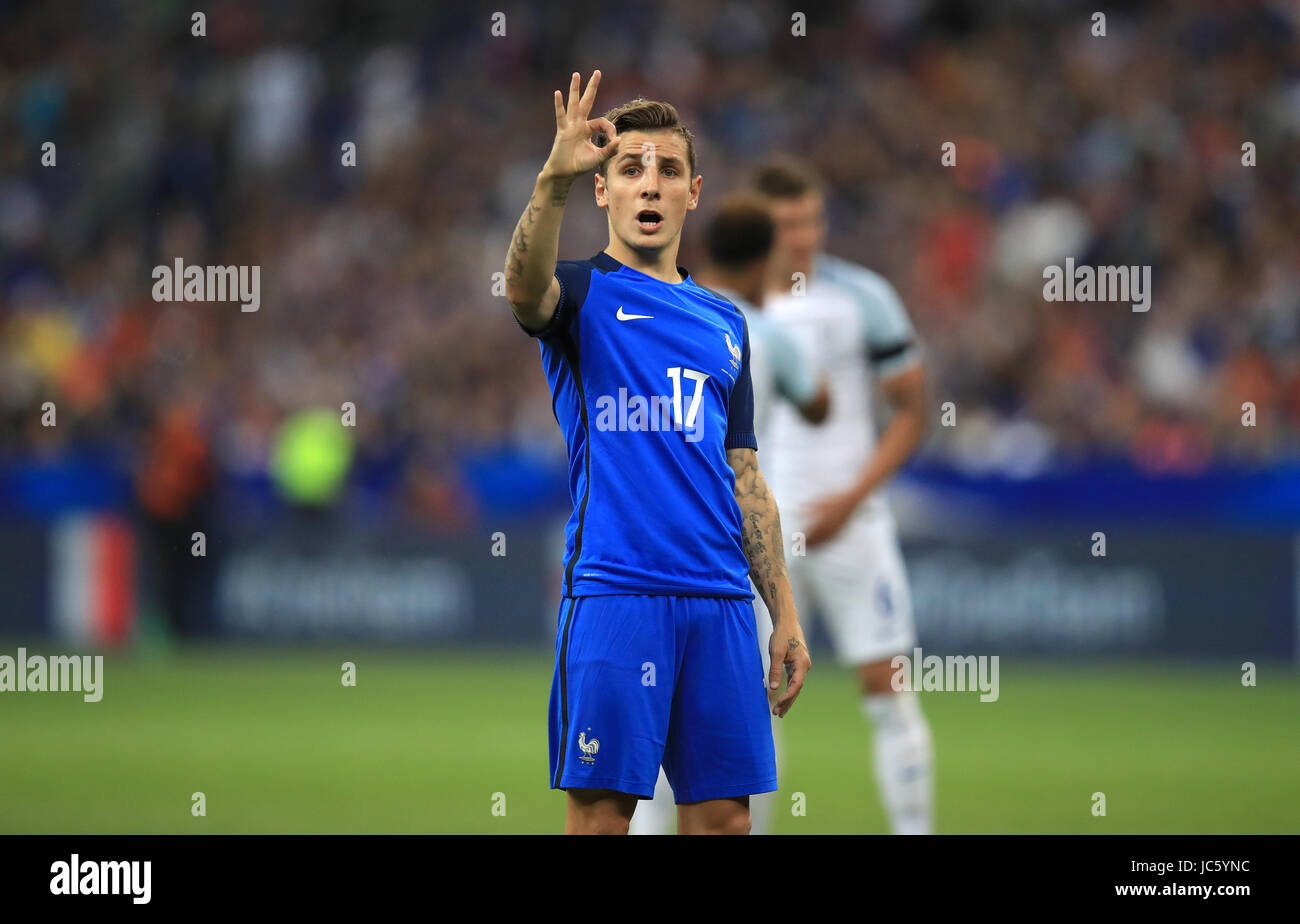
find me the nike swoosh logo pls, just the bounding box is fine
[616,307,653,321]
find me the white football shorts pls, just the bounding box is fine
[755,510,916,670]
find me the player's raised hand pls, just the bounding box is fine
[769,620,811,718]
[542,70,620,179]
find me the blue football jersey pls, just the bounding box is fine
[519,250,756,598]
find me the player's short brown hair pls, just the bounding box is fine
[751,157,824,200]
[705,191,774,270]
[594,98,697,178]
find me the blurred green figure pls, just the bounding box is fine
[271,409,354,508]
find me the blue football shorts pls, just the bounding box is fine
[548,593,777,804]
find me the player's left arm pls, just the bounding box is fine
[727,446,810,717]
[725,316,810,716]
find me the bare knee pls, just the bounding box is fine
[715,811,752,836]
[566,789,637,835]
[677,798,751,835]
[574,814,631,835]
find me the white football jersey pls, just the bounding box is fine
[763,253,920,528]
[704,284,819,445]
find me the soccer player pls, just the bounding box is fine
[503,71,811,835]
[629,191,829,836]
[752,159,935,835]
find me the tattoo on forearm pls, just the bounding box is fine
[730,450,790,611]
[505,177,575,296]
[549,176,574,206]
[504,200,540,288]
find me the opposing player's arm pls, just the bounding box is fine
[843,268,929,501]
[727,447,810,717]
[804,273,927,546]
[803,361,927,547]
[769,319,830,423]
[855,361,926,493]
[799,380,831,424]
[859,272,928,488]
[504,70,619,333]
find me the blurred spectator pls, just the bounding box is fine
[1,0,1297,526]
[134,395,215,637]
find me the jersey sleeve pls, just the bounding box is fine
[725,315,758,451]
[857,273,921,378]
[769,321,819,409]
[515,260,591,340]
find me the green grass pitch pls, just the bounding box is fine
[2,647,1296,833]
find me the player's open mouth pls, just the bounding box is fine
[636,210,663,233]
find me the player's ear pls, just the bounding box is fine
[687,174,702,209]
[594,171,607,207]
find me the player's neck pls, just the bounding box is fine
[604,240,684,285]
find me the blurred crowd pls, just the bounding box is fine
[1,0,1298,527]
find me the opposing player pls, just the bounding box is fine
[629,192,829,835]
[503,71,811,835]
[753,159,935,835]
